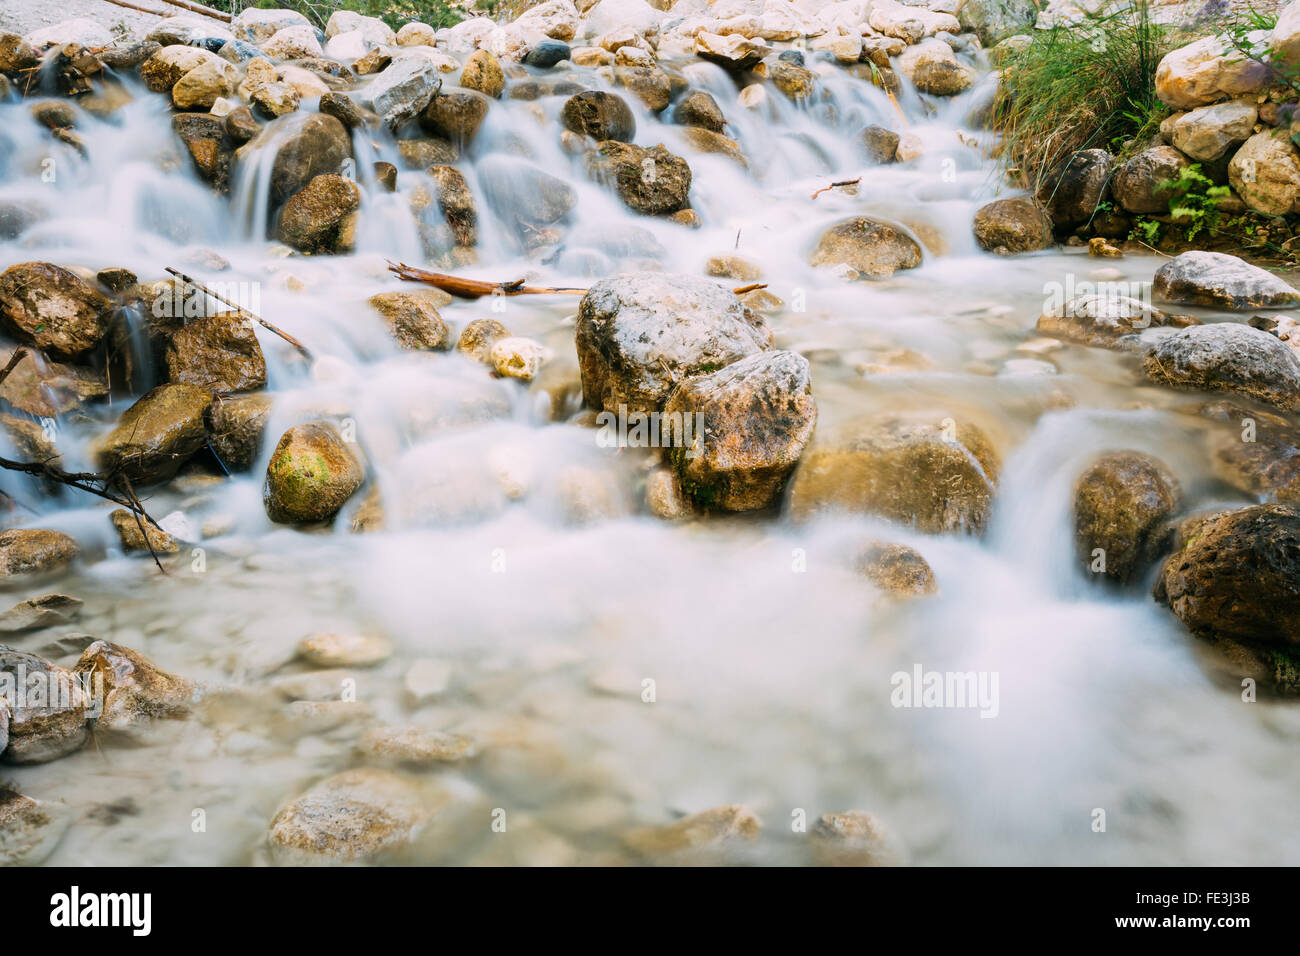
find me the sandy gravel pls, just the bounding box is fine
[0,0,171,42]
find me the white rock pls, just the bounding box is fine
[25,18,114,49]
[232,8,311,44]
[325,10,396,46]
[436,17,497,55]
[1273,0,1300,69]
[279,64,330,98]
[263,24,324,60]
[1170,100,1256,162]
[868,0,960,43]
[324,30,372,61]
[1154,34,1270,110]
[397,22,439,47]
[516,0,582,42]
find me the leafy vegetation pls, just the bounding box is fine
[990,1,1182,190]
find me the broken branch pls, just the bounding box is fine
[165,268,313,362]
[386,261,587,299]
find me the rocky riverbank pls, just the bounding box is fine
[0,0,1299,866]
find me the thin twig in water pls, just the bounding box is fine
[386,261,587,299]
[0,349,28,387]
[165,268,313,361]
[811,178,861,200]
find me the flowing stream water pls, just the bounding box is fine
[2,38,1299,866]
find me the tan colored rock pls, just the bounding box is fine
[73,640,195,732]
[263,421,364,523]
[110,509,180,555]
[1228,131,1300,216]
[1155,35,1270,110]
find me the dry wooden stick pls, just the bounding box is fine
[158,0,232,21]
[0,349,28,387]
[731,283,767,295]
[811,177,861,200]
[99,0,170,17]
[387,260,587,299]
[165,268,313,361]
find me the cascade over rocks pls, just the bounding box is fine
[576,273,771,415]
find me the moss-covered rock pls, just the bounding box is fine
[263,421,364,523]
[94,383,212,484]
[1073,451,1180,584]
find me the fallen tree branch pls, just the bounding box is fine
[387,260,587,299]
[158,0,232,22]
[99,0,171,17]
[731,283,767,295]
[811,177,861,200]
[0,349,28,387]
[165,268,314,362]
[0,456,168,572]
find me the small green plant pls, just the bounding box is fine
[1158,163,1232,241]
[1130,217,1162,245]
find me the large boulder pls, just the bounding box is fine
[267,768,436,864]
[561,90,635,142]
[0,647,87,764]
[207,392,272,470]
[576,273,771,414]
[419,88,491,146]
[232,7,311,44]
[663,350,817,512]
[171,57,237,109]
[242,113,352,208]
[809,217,922,279]
[1074,451,1180,584]
[367,292,451,351]
[262,24,324,60]
[356,56,441,131]
[1036,293,1170,351]
[787,416,1000,534]
[898,39,974,97]
[164,314,267,392]
[460,49,505,98]
[429,165,477,247]
[1036,149,1113,230]
[694,31,768,71]
[585,142,692,216]
[1154,35,1270,110]
[173,113,234,193]
[477,156,577,227]
[140,45,226,93]
[957,0,1037,46]
[94,383,212,484]
[277,173,360,253]
[1228,130,1300,216]
[0,346,106,418]
[1156,504,1300,649]
[73,641,195,733]
[0,530,79,578]
[1141,323,1300,410]
[1169,101,1256,162]
[869,0,960,42]
[1154,251,1300,310]
[264,421,364,523]
[0,262,109,359]
[1112,145,1189,215]
[972,197,1053,254]
[674,90,725,133]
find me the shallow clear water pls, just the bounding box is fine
[2,43,1298,866]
